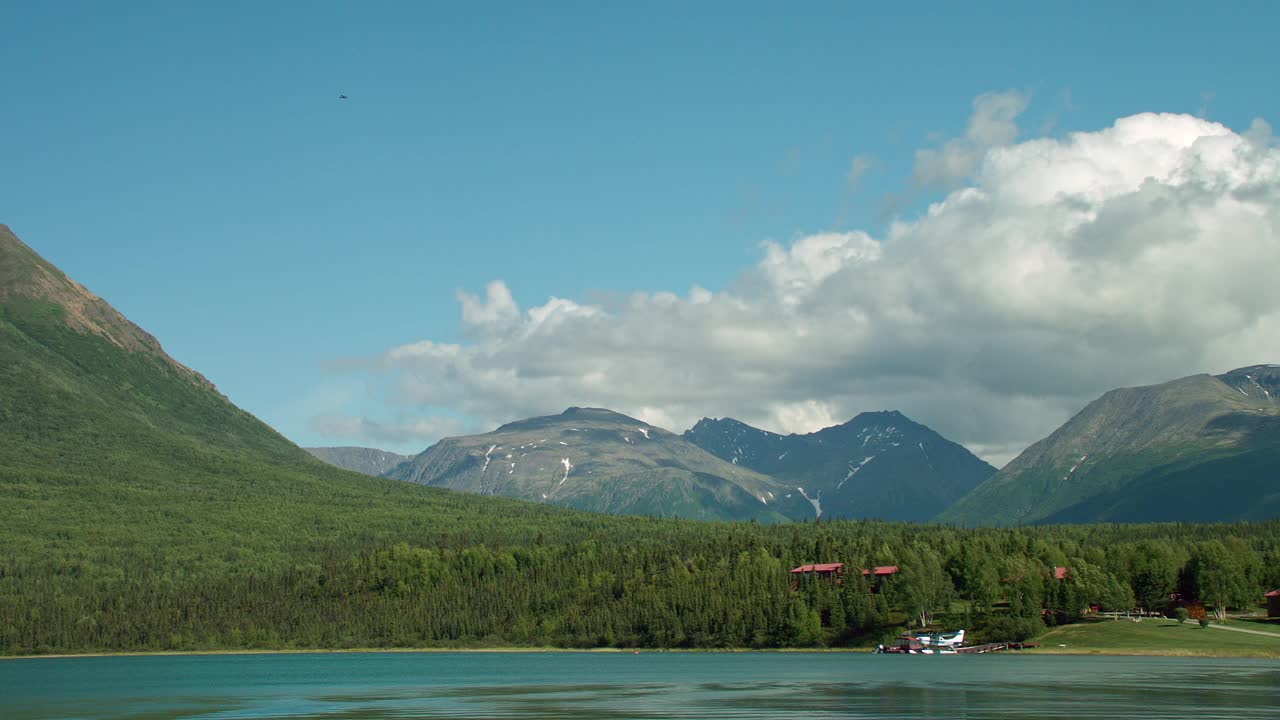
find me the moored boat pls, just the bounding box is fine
[875,629,965,654]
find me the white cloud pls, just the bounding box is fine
[459,280,520,334]
[336,106,1280,467]
[758,232,882,307]
[768,400,838,435]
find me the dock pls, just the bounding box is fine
[954,642,1039,654]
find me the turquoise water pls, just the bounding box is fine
[1,652,1276,719]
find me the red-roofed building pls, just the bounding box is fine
[788,563,900,592]
[789,562,844,591]
[1053,566,1069,581]
[790,563,845,575]
[1266,589,1280,618]
[862,565,899,593]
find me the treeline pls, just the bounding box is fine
[3,519,1278,655]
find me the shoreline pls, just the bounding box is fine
[1023,647,1280,658]
[4,647,857,661]
[4,645,1277,661]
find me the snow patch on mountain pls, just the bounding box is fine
[796,486,822,518]
[838,456,876,490]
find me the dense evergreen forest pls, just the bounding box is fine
[4,518,1278,655]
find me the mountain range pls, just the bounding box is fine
[6,222,1279,531]
[330,367,1280,526]
[382,407,814,522]
[366,406,1002,522]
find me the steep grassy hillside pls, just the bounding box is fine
[0,225,618,578]
[940,368,1280,525]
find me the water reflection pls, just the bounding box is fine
[1,653,1277,720]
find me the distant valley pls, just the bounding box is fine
[305,446,410,476]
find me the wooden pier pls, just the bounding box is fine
[954,642,1039,654]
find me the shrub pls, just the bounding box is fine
[1198,617,1211,629]
[1174,608,1189,624]
[978,615,1044,643]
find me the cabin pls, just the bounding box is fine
[789,562,844,591]
[1266,589,1280,618]
[863,565,899,593]
[789,563,899,592]
[1053,566,1069,581]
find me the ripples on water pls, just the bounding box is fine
[1,652,1277,719]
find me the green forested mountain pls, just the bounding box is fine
[305,446,411,476]
[0,223,620,576]
[385,407,813,522]
[684,412,995,522]
[940,367,1280,525]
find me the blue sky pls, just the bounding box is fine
[4,2,1279,464]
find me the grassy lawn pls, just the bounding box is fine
[1231,616,1280,630]
[1031,617,1280,657]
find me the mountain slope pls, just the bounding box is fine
[306,446,411,476]
[0,224,603,576]
[939,366,1280,525]
[683,411,996,521]
[385,407,813,521]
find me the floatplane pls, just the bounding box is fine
[875,629,965,654]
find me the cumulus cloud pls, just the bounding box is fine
[336,106,1280,467]
[459,280,520,335]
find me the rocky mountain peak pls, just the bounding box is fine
[1214,365,1280,405]
[684,411,994,522]
[559,406,642,423]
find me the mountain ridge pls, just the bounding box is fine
[683,410,996,522]
[0,224,217,393]
[384,407,814,522]
[306,446,412,476]
[1,225,582,578]
[938,365,1280,525]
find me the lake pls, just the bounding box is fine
[1,651,1277,719]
